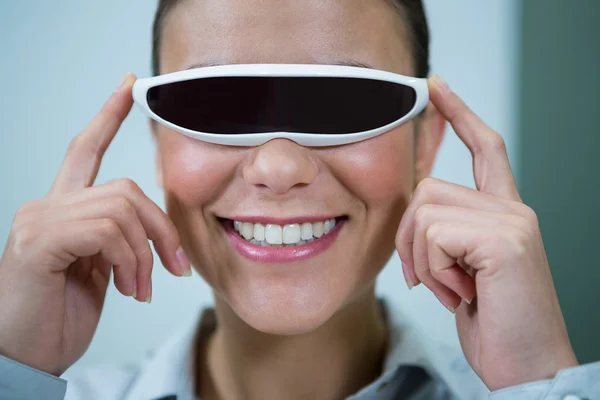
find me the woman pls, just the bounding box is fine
[0,1,598,399]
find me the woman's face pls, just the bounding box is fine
[155,0,443,334]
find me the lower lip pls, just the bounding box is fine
[223,219,345,263]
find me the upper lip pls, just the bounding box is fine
[222,215,344,225]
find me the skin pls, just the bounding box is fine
[0,0,579,398]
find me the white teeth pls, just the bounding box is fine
[301,223,312,240]
[283,224,301,244]
[241,222,254,240]
[312,222,324,238]
[265,224,283,245]
[253,223,265,241]
[323,220,332,234]
[232,218,339,246]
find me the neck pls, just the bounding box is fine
[196,286,388,400]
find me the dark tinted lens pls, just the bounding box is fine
[147,76,416,134]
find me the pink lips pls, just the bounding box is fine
[223,219,344,263]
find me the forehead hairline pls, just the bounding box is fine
[183,60,377,71]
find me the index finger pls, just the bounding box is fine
[428,74,521,202]
[49,72,136,196]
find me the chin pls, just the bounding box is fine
[222,276,354,335]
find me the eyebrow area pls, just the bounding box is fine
[184,60,376,70]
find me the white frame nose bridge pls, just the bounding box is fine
[132,64,429,147]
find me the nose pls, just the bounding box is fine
[242,139,318,194]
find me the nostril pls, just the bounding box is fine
[242,139,319,193]
[292,182,310,190]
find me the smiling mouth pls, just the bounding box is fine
[219,216,347,263]
[220,216,348,247]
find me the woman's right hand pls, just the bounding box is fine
[0,73,191,376]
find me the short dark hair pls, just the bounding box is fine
[151,0,430,78]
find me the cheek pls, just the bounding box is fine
[326,129,414,277]
[157,133,240,285]
[328,130,414,207]
[159,134,237,206]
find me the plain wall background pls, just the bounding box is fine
[519,0,600,364]
[0,0,519,371]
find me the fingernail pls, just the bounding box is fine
[434,293,456,313]
[176,247,192,277]
[402,261,417,290]
[132,279,137,299]
[445,303,456,314]
[116,72,131,91]
[463,297,473,305]
[431,74,451,94]
[146,277,152,304]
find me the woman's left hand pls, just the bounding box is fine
[396,75,578,391]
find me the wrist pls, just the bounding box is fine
[490,349,579,391]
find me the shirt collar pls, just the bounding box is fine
[125,299,488,400]
[380,300,489,398]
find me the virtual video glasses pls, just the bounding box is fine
[133,64,429,147]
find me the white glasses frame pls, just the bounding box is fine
[132,64,429,147]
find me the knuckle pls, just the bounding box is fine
[429,263,443,278]
[14,199,46,222]
[500,226,531,259]
[414,261,431,279]
[11,224,39,254]
[517,217,536,240]
[111,196,136,220]
[486,132,507,154]
[67,134,84,153]
[101,97,126,124]
[414,204,435,228]
[511,230,531,257]
[97,219,120,240]
[137,246,154,270]
[425,223,442,243]
[519,204,539,226]
[124,249,137,269]
[507,209,538,240]
[14,203,32,219]
[414,177,438,201]
[68,134,98,159]
[510,214,529,232]
[158,216,179,246]
[115,178,141,195]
